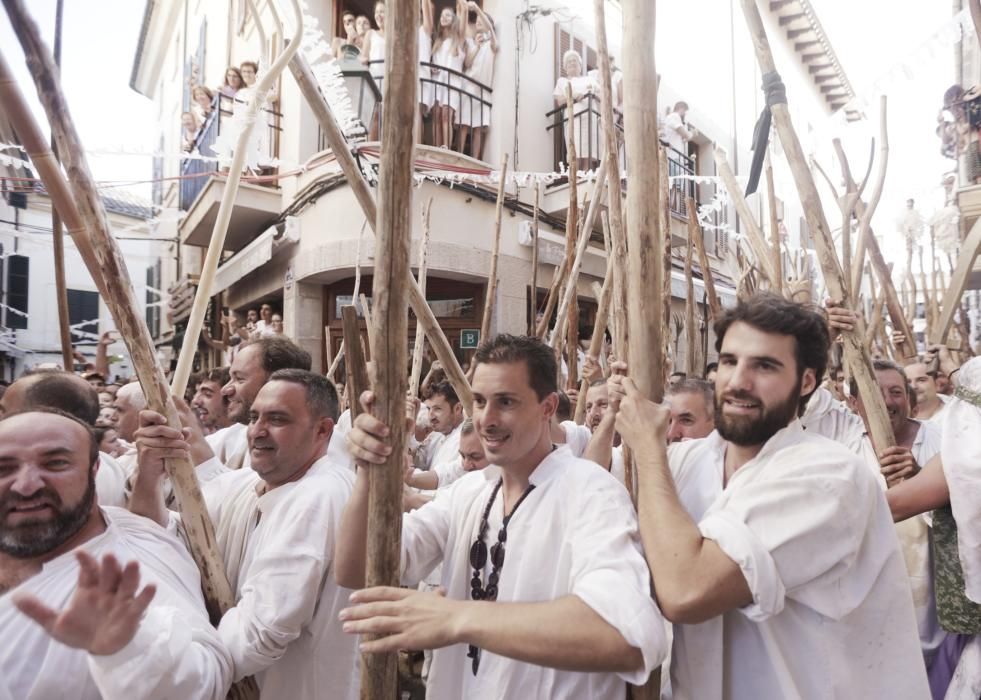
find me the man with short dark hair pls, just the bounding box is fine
[610,293,927,698]
[339,334,666,699]
[407,381,467,490]
[583,380,610,433]
[204,337,312,470]
[0,410,233,699]
[191,367,232,435]
[130,370,357,699]
[906,361,948,423]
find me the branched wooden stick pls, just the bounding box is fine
[574,213,615,424]
[714,148,776,284]
[764,149,782,295]
[341,306,370,420]
[170,0,302,398]
[738,0,895,454]
[850,97,889,302]
[687,197,722,321]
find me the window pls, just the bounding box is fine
[67,289,99,344]
[554,26,598,84]
[4,254,28,330]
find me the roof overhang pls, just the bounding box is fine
[130,0,182,98]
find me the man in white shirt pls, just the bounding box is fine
[0,410,232,700]
[130,369,358,699]
[0,371,130,508]
[906,361,949,424]
[203,336,312,471]
[610,293,928,699]
[662,101,695,157]
[407,381,465,487]
[191,367,232,436]
[338,334,666,699]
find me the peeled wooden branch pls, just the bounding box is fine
[685,230,698,375]
[850,97,889,301]
[287,52,472,414]
[479,153,510,344]
[687,197,722,321]
[738,0,895,454]
[409,197,433,397]
[593,0,629,362]
[170,0,302,398]
[930,218,981,346]
[360,2,416,695]
[715,148,776,284]
[574,212,615,424]
[341,306,370,420]
[764,150,782,294]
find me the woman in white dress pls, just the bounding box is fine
[360,2,386,140]
[455,1,497,159]
[552,50,599,171]
[418,0,434,144]
[430,0,467,150]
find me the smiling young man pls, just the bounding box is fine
[0,410,232,700]
[129,370,358,699]
[191,367,231,436]
[337,334,665,699]
[610,293,928,699]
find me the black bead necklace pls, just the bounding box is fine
[466,478,536,675]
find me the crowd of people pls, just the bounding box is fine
[1,291,980,699]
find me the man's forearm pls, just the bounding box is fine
[335,469,371,589]
[407,469,438,490]
[128,471,169,528]
[456,595,642,673]
[583,414,616,469]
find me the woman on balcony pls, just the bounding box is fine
[360,1,386,140]
[191,85,215,123]
[456,1,497,160]
[219,66,245,98]
[553,50,599,171]
[431,0,467,150]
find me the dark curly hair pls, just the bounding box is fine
[714,293,830,410]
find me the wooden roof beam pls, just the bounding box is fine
[769,0,795,10]
[809,63,834,74]
[779,12,805,25]
[787,27,812,39]
[795,40,820,50]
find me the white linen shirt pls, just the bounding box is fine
[0,507,232,700]
[399,445,667,699]
[177,454,359,700]
[666,421,929,700]
[560,420,592,458]
[205,422,250,470]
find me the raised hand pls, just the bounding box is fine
[13,551,156,656]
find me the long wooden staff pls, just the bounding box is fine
[850,97,889,302]
[529,182,540,335]
[593,0,629,364]
[360,1,416,696]
[170,0,302,398]
[686,197,722,321]
[479,153,510,344]
[737,0,895,454]
[549,158,610,348]
[573,212,616,424]
[409,197,433,397]
[929,218,981,346]
[685,231,698,375]
[288,52,472,414]
[764,150,783,295]
[536,88,579,339]
[1,14,255,696]
[327,219,369,382]
[341,306,370,421]
[714,148,776,284]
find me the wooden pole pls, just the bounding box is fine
[536,89,580,340]
[360,1,416,695]
[686,198,722,321]
[574,212,615,423]
[764,149,783,295]
[685,230,698,376]
[851,97,889,302]
[737,0,895,454]
[359,292,374,346]
[593,0,629,364]
[324,325,333,374]
[929,218,981,346]
[1,0,249,666]
[659,146,672,373]
[479,153,510,344]
[169,0,302,399]
[549,158,610,348]
[287,52,472,414]
[529,182,540,335]
[49,0,72,371]
[409,197,433,397]
[341,306,370,420]
[714,148,776,284]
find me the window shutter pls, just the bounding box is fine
[5,254,28,330]
[67,289,99,344]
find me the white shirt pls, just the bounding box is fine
[560,420,592,458]
[663,111,689,156]
[399,446,667,699]
[800,387,881,483]
[182,454,359,699]
[666,422,929,699]
[0,507,233,700]
[96,451,130,508]
[205,422,250,470]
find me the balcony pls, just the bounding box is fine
[178,94,283,251]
